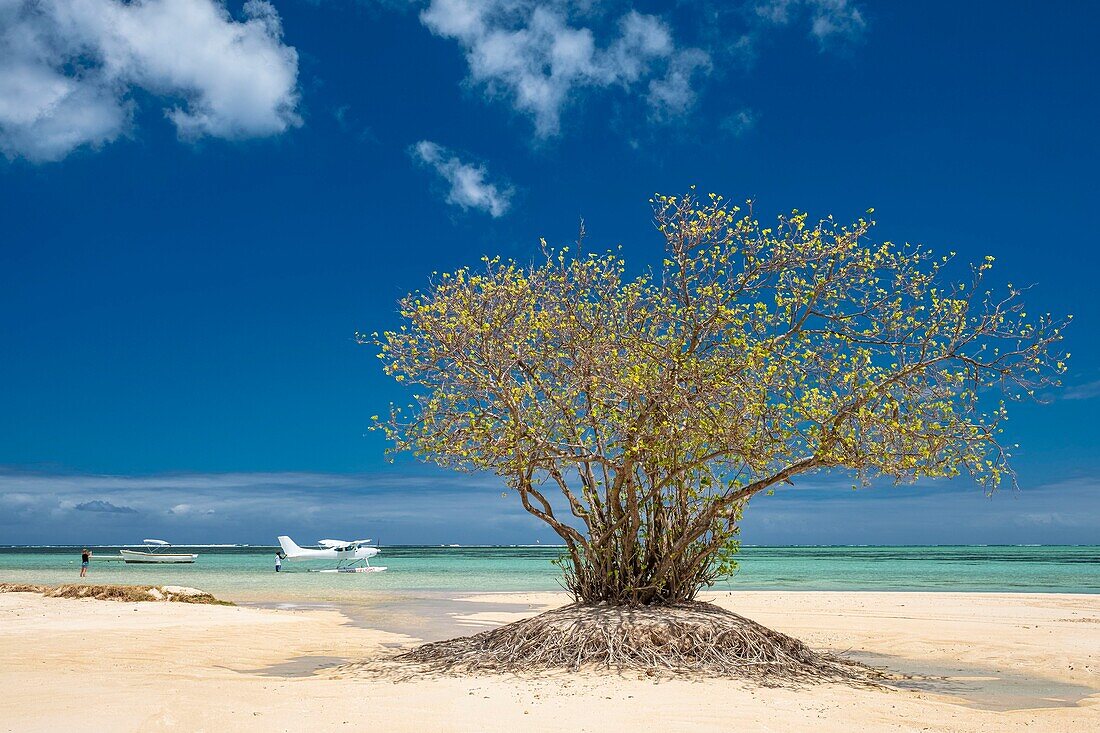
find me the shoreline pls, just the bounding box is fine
[243,588,1100,643]
[2,588,1097,731]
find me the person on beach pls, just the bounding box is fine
[80,548,90,577]
[275,553,282,573]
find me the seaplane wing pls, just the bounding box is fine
[318,538,372,551]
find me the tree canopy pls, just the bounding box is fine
[366,191,1069,605]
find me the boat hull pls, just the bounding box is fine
[119,550,198,564]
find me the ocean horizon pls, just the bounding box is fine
[4,544,1097,601]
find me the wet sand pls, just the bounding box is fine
[1,589,1097,731]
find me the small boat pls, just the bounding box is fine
[119,539,198,564]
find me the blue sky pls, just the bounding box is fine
[1,0,1097,545]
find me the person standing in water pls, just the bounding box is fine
[80,548,91,577]
[274,553,282,572]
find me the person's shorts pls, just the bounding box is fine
[81,561,88,567]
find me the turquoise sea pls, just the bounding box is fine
[1,545,1097,604]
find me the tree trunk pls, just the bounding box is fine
[520,473,757,607]
[559,522,727,606]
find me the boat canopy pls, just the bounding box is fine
[142,539,171,546]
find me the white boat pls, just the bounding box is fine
[119,539,198,564]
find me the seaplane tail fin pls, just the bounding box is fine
[277,536,304,556]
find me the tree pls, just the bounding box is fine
[367,191,1068,608]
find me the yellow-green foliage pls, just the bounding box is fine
[365,191,1069,604]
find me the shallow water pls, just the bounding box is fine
[853,651,1097,711]
[1,545,1097,603]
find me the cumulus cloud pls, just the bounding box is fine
[806,0,866,46]
[0,468,547,545]
[167,503,216,515]
[647,48,712,119]
[740,475,1100,546]
[0,0,301,162]
[414,1,870,136]
[2,468,1097,546]
[419,0,710,137]
[411,140,513,217]
[1062,379,1100,401]
[74,499,138,514]
[720,108,757,137]
[754,0,866,49]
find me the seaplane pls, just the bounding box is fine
[276,536,386,573]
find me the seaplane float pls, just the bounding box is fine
[277,536,386,573]
[119,539,198,564]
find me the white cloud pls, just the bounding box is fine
[2,468,1096,546]
[0,0,300,162]
[807,0,866,46]
[1062,379,1100,401]
[75,499,138,514]
[412,140,513,217]
[415,1,870,136]
[419,0,709,137]
[754,0,795,25]
[754,0,866,49]
[740,475,1100,545]
[0,468,548,545]
[720,108,757,137]
[647,47,711,119]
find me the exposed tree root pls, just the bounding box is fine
[375,602,881,684]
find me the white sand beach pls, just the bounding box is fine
[1,589,1097,732]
